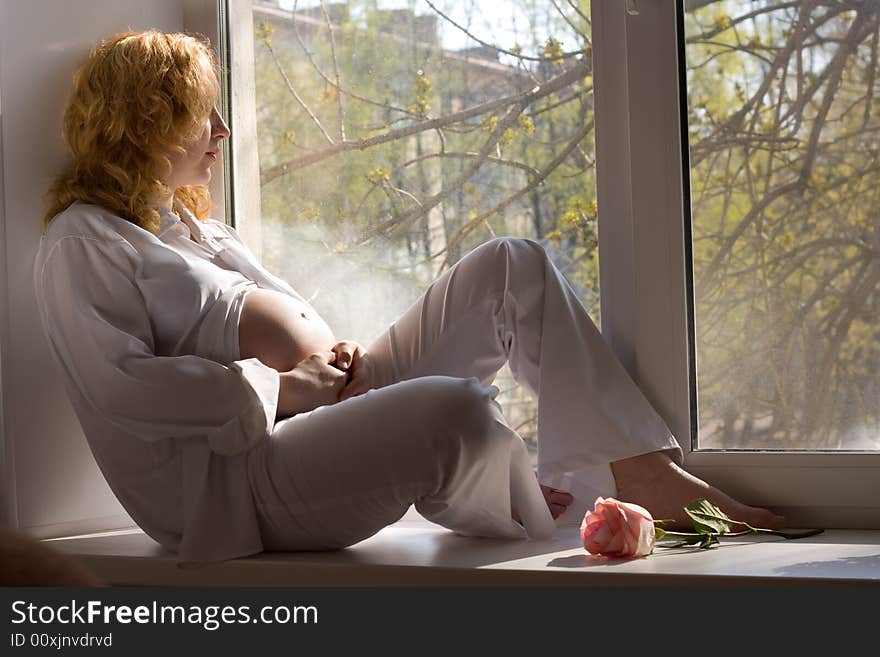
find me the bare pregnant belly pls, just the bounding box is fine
[238,288,337,372]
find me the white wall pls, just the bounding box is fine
[0,0,185,537]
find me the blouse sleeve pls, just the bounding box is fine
[34,235,279,456]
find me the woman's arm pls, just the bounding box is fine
[276,351,348,417]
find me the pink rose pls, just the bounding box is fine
[580,497,656,558]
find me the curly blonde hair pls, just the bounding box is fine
[43,31,221,232]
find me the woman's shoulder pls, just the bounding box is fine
[44,201,142,246]
[37,202,145,277]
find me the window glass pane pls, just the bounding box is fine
[684,1,880,450]
[248,0,595,462]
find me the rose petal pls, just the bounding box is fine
[580,512,603,545]
[622,527,637,556]
[584,527,610,555]
[603,504,623,536]
[604,528,624,555]
[621,500,654,522]
[582,497,657,558]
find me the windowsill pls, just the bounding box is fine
[45,511,880,588]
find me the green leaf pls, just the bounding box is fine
[753,527,825,540]
[658,533,717,550]
[657,533,704,547]
[684,499,736,535]
[654,527,667,540]
[699,535,720,549]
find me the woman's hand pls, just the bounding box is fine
[330,340,374,401]
[277,351,349,418]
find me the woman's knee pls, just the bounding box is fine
[481,236,549,265]
[471,238,549,290]
[415,376,498,434]
[402,377,503,491]
[396,377,500,463]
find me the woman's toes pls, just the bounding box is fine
[552,491,574,506]
[540,485,573,504]
[744,506,785,530]
[535,484,574,520]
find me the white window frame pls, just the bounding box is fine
[185,0,264,262]
[222,0,880,529]
[592,0,880,529]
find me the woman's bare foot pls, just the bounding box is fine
[611,450,785,531]
[540,484,574,520]
[513,475,574,524]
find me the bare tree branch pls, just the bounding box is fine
[349,151,542,225]
[549,0,590,44]
[319,0,346,141]
[283,9,416,119]
[685,0,725,12]
[263,32,335,145]
[422,0,587,62]
[433,120,592,272]
[260,58,589,185]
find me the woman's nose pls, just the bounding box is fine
[211,108,230,140]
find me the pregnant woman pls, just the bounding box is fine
[34,31,783,565]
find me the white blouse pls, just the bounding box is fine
[33,201,310,565]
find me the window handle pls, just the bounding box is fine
[625,0,639,16]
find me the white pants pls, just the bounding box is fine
[247,237,682,550]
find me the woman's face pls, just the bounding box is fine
[166,106,230,190]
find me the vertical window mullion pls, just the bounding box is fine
[596,0,880,528]
[592,0,638,377]
[186,0,264,260]
[593,0,692,447]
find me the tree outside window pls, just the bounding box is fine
[684,0,880,451]
[250,0,596,461]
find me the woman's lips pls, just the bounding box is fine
[206,150,219,160]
